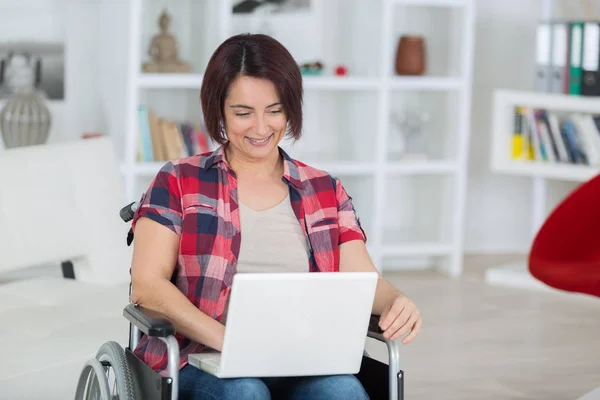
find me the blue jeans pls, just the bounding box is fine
[178,364,370,400]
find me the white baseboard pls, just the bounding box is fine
[464,244,530,254]
[484,262,551,291]
[0,262,63,282]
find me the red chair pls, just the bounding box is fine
[529,174,600,298]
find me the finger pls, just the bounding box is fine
[390,314,417,341]
[379,300,406,330]
[401,316,422,344]
[383,307,412,339]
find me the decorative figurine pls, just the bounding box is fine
[390,109,431,159]
[300,61,324,76]
[142,10,192,73]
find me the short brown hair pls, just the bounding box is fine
[200,33,303,145]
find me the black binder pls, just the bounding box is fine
[581,21,600,96]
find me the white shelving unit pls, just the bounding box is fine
[491,90,600,182]
[121,0,475,275]
[389,76,463,91]
[394,0,468,6]
[487,89,600,289]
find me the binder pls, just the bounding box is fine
[581,22,600,96]
[551,21,569,93]
[535,22,553,92]
[569,21,584,95]
[512,107,524,159]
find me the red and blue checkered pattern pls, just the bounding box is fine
[131,145,367,375]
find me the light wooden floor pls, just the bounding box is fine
[367,255,600,400]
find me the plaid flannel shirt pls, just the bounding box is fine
[131,145,367,375]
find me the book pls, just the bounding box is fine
[136,106,212,162]
[512,106,600,166]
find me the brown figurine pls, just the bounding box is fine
[142,10,192,73]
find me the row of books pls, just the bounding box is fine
[535,20,600,96]
[512,106,600,166]
[137,105,211,162]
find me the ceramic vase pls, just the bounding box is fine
[395,35,426,76]
[0,87,51,148]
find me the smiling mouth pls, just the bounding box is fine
[246,134,273,146]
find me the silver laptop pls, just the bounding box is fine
[188,272,378,378]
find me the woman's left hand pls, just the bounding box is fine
[379,293,422,344]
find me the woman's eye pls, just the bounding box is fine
[270,109,282,114]
[236,113,250,117]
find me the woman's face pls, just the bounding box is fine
[223,75,287,163]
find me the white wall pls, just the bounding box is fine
[462,0,600,253]
[5,0,597,255]
[465,0,542,253]
[0,0,106,147]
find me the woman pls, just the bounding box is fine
[130,33,422,400]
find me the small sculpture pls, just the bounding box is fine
[390,110,431,160]
[300,61,324,76]
[142,10,191,73]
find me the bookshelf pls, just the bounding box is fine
[393,0,468,7]
[487,89,600,289]
[491,89,600,181]
[485,0,600,288]
[120,0,475,275]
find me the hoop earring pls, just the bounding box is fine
[219,120,227,140]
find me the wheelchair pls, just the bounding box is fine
[74,202,405,400]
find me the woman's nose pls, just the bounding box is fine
[255,116,270,136]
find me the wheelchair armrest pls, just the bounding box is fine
[123,304,175,337]
[120,201,139,223]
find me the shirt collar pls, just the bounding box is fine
[203,144,303,190]
[203,145,227,170]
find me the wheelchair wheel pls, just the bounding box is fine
[75,341,137,400]
[96,341,137,400]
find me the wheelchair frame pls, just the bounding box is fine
[122,304,404,400]
[77,201,405,399]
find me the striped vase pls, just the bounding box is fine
[0,87,51,148]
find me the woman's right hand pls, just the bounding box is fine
[130,217,226,352]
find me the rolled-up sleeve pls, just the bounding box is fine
[334,177,367,244]
[131,161,183,236]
